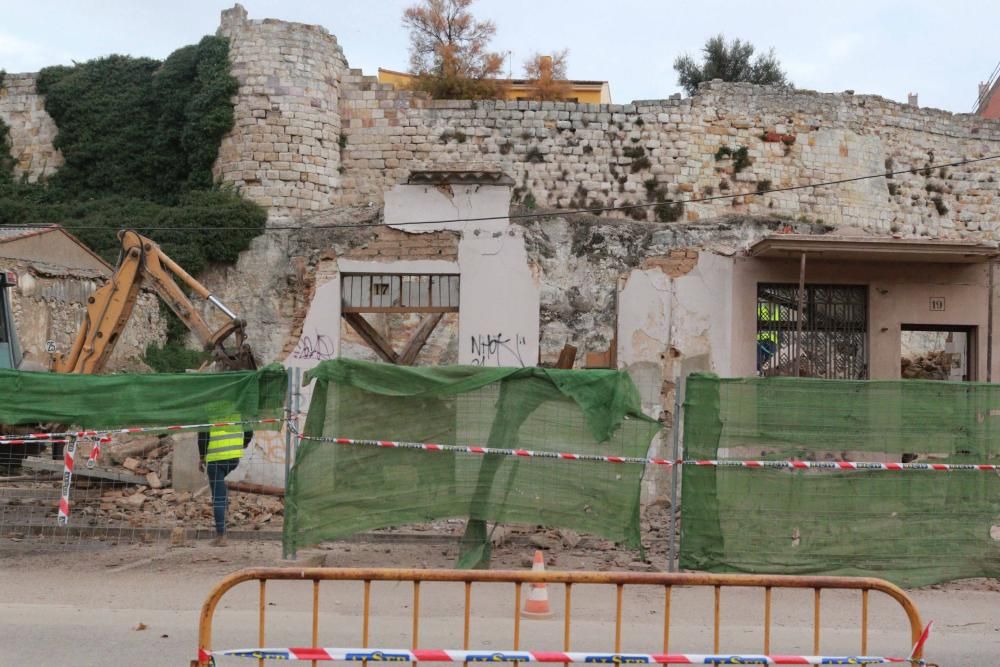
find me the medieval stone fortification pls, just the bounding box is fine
[3,4,1000,238]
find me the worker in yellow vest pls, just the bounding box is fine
[198,411,252,546]
[757,302,779,373]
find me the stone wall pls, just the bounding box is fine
[214,4,348,214]
[0,73,63,182]
[339,84,1000,240]
[6,261,165,372]
[6,5,1000,241]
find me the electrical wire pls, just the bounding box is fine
[4,154,999,233]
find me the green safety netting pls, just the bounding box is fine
[0,365,287,430]
[680,373,1000,587]
[284,359,661,566]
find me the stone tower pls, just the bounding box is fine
[214,4,348,215]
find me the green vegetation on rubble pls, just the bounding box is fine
[0,38,266,371]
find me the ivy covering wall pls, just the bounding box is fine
[0,38,266,367]
[0,35,265,275]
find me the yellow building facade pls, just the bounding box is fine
[377,68,612,104]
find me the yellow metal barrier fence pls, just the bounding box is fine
[193,568,925,666]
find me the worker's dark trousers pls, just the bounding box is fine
[206,459,240,536]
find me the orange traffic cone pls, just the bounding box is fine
[522,550,553,618]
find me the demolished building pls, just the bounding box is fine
[4,5,1000,490]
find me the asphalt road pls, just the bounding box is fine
[1,539,997,666]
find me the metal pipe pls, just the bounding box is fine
[195,569,927,666]
[988,260,995,382]
[207,295,239,321]
[794,253,807,377]
[513,583,521,667]
[311,580,320,667]
[764,586,772,654]
[282,367,293,560]
[662,586,671,654]
[363,580,371,647]
[464,582,471,650]
[667,377,683,572]
[564,584,572,651]
[713,585,721,653]
[813,588,821,654]
[258,580,267,667]
[861,590,869,655]
[411,581,421,667]
[615,584,624,652]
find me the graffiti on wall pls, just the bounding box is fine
[469,332,527,367]
[291,329,335,361]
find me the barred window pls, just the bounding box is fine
[756,283,868,379]
[341,273,459,313]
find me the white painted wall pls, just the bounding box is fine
[672,252,735,376]
[616,252,734,501]
[233,275,343,486]
[457,227,539,367]
[384,184,511,234]
[616,252,734,411]
[384,182,539,368]
[238,181,541,484]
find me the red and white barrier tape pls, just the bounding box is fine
[303,435,674,465]
[304,435,998,472]
[690,459,999,472]
[57,438,76,526]
[198,647,923,664]
[85,436,112,469]
[0,438,70,445]
[0,417,282,442]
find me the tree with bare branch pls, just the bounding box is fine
[522,50,572,101]
[402,0,506,99]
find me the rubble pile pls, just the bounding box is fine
[901,350,952,380]
[102,434,174,486]
[81,485,283,530]
[2,433,284,533]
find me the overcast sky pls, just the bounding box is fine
[1,0,998,113]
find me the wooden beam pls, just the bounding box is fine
[555,344,578,369]
[342,312,399,364]
[21,457,147,485]
[342,306,459,314]
[226,480,285,497]
[398,313,444,366]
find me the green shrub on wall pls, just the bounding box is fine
[0,184,265,277]
[35,36,238,199]
[0,38,263,365]
[0,117,12,182]
[0,70,13,182]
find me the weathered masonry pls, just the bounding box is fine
[5,6,1000,494]
[4,4,1000,238]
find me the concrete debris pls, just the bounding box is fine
[901,350,954,380]
[108,436,161,465]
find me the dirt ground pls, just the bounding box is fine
[1,532,997,666]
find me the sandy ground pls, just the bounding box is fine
[0,535,997,666]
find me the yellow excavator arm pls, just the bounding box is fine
[52,230,255,374]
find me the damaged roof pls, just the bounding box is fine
[749,234,1000,263]
[0,224,113,273]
